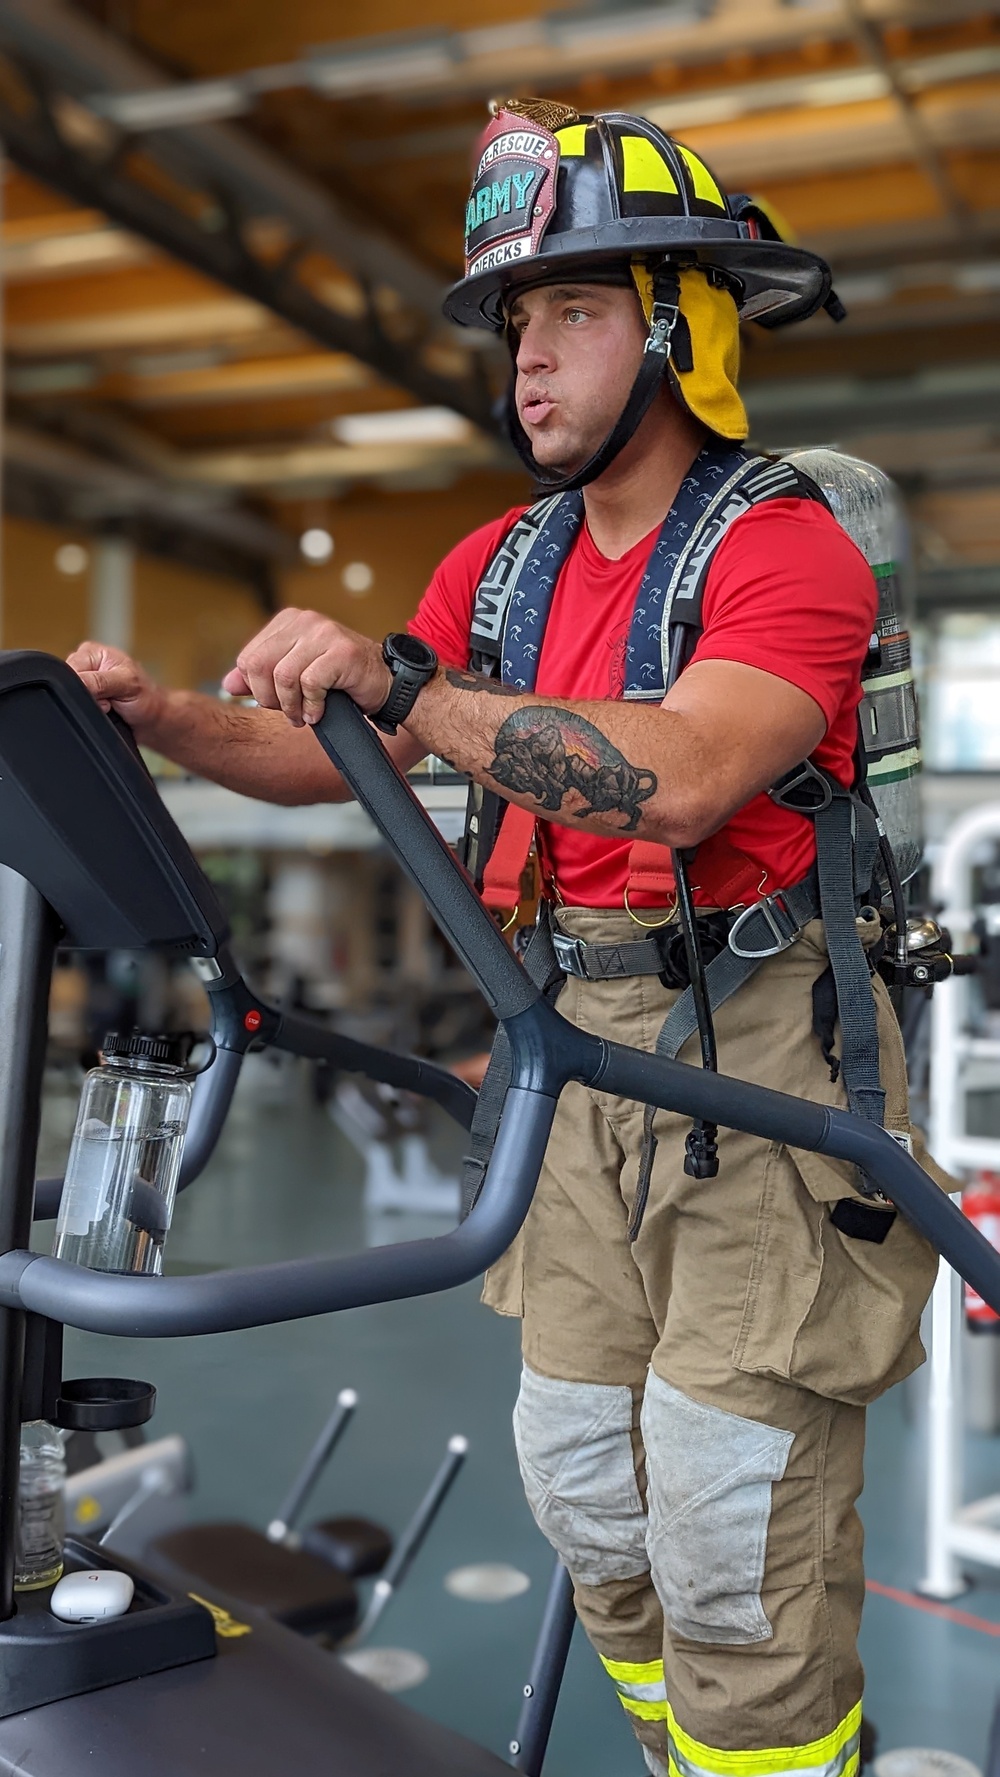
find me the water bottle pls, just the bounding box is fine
[15,1420,66,1591]
[784,447,922,883]
[53,1033,197,1275]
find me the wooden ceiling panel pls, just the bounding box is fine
[82,0,550,79]
[740,318,1000,385]
[134,385,410,448]
[762,151,1000,240]
[4,0,998,549]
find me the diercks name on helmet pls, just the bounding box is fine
[464,109,560,279]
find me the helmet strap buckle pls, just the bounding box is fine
[645,300,679,359]
[644,262,682,359]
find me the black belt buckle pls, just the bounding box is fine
[552,932,588,979]
[650,923,690,990]
[651,913,731,991]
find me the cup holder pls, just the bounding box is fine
[55,1377,156,1432]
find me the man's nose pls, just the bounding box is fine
[515,319,556,376]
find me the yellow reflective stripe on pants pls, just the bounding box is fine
[666,1702,862,1777]
[600,1654,669,1720]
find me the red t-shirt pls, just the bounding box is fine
[410,499,877,909]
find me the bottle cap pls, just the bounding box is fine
[100,1031,192,1068]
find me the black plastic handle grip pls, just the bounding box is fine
[312,695,538,1022]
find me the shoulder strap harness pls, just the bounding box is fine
[458,442,888,1220]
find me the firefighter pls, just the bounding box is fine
[69,102,942,1777]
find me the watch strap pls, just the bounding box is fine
[371,636,437,734]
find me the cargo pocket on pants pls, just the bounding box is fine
[734,1140,939,1406]
[641,1371,793,1645]
[513,1364,649,1586]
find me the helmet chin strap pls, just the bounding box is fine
[506,265,681,494]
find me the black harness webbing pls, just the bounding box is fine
[814,791,885,1127]
[652,874,823,1067]
[628,787,886,1237]
[458,455,889,1225]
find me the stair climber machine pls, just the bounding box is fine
[0,651,998,1774]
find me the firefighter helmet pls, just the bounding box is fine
[443,100,840,334]
[444,101,844,491]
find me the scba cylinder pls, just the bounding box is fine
[784,448,922,885]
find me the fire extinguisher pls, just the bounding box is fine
[963,1173,1000,1330]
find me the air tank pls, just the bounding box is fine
[783,447,922,884]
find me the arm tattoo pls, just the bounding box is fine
[446,667,521,698]
[489,707,657,832]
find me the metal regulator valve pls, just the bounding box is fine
[877,914,980,995]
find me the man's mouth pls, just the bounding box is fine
[521,395,556,427]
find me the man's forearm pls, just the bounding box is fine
[401,668,705,847]
[138,689,349,805]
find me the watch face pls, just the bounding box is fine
[389,633,435,669]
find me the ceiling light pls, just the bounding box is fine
[127,349,227,377]
[331,407,472,447]
[91,79,252,131]
[799,71,887,106]
[299,528,334,564]
[644,65,888,130]
[831,273,892,307]
[548,0,714,51]
[7,362,97,397]
[342,562,374,597]
[954,262,1000,295]
[903,46,1000,91]
[54,544,89,577]
[307,31,457,97]
[463,20,547,56]
[2,228,142,275]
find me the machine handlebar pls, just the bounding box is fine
[12,687,1000,1344]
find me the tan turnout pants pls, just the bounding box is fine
[485,910,942,1777]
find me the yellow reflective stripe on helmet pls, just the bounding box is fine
[622,135,678,195]
[555,123,589,156]
[677,145,725,210]
[666,1701,862,1777]
[599,1653,668,1716]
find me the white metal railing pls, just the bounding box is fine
[922,801,1000,1598]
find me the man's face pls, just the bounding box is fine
[509,281,647,472]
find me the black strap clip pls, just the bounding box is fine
[769,760,834,817]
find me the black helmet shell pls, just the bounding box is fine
[444,107,832,332]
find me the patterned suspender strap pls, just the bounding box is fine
[460,493,584,890]
[622,452,832,906]
[469,441,765,903]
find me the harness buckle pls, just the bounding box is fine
[551,932,589,979]
[768,760,834,816]
[728,891,802,960]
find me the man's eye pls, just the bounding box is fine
[565,308,587,324]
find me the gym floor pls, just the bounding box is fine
[36,1059,1000,1774]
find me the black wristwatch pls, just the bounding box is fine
[371,633,438,735]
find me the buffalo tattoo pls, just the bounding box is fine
[489,708,657,831]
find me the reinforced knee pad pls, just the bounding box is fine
[641,1371,793,1645]
[513,1364,649,1586]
